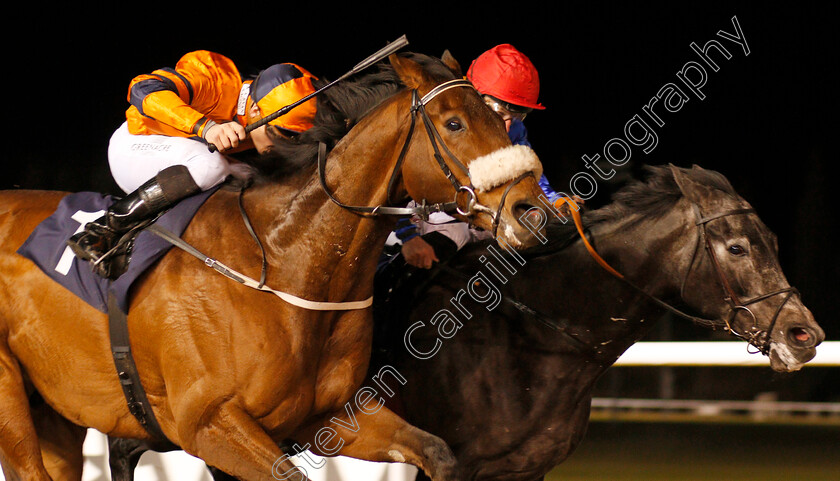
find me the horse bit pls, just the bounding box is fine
[317,78,535,237]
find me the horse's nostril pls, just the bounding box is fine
[513,203,538,222]
[788,327,814,347]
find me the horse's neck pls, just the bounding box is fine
[246,135,403,300]
[588,206,692,298]
[535,206,694,361]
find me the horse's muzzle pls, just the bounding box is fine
[768,323,824,372]
[496,201,545,249]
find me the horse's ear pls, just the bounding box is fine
[389,53,425,90]
[669,163,704,203]
[441,50,462,77]
[671,163,737,204]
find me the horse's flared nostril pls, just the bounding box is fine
[787,327,820,349]
[513,202,540,224]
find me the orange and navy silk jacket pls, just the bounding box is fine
[125,50,249,138]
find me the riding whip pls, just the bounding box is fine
[208,35,409,152]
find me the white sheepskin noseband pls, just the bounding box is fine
[468,145,543,192]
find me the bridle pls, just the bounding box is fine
[425,197,798,357]
[679,203,799,355]
[565,192,799,356]
[317,78,536,237]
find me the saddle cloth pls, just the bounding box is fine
[17,189,217,314]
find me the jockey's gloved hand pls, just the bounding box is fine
[203,121,247,152]
[402,236,439,269]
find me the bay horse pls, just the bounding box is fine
[0,51,548,481]
[372,164,825,481]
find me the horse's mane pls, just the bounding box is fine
[238,52,458,182]
[520,164,737,257]
[583,164,736,226]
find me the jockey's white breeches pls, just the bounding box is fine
[108,122,232,194]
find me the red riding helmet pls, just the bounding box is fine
[466,44,545,110]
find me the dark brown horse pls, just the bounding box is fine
[0,51,548,481]
[373,164,825,481]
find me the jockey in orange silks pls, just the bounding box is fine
[68,50,318,277]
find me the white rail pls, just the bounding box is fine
[614,341,840,366]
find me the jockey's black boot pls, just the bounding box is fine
[67,165,200,276]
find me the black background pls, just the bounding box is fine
[5,3,837,346]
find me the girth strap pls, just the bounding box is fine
[107,293,176,448]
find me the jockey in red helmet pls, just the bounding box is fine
[465,44,557,200]
[392,44,561,270]
[467,44,546,132]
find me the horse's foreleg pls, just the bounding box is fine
[106,436,249,481]
[107,437,159,481]
[180,402,309,481]
[31,397,86,481]
[0,348,53,481]
[299,402,458,481]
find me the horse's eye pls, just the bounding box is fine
[728,244,746,256]
[445,118,463,131]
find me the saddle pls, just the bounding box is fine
[17,187,218,314]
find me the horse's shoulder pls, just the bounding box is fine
[187,187,242,218]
